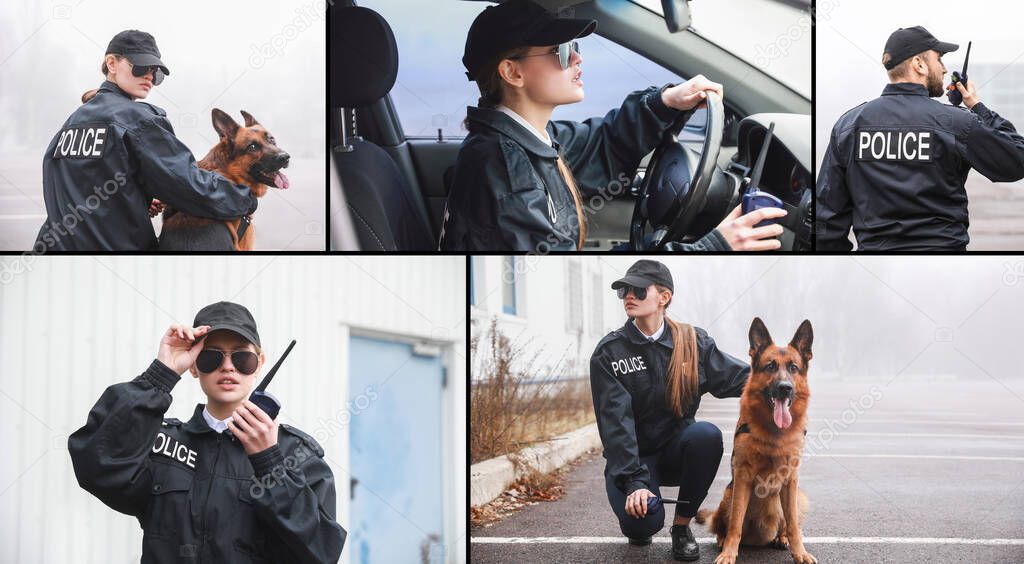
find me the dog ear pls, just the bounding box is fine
[789,319,813,362]
[240,110,259,128]
[211,108,239,142]
[748,317,773,358]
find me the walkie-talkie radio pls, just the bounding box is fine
[249,339,296,419]
[947,41,971,107]
[741,121,784,228]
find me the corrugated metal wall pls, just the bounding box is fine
[0,255,466,564]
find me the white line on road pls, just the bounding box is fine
[472,536,1024,546]
[717,453,1024,462]
[702,417,1024,427]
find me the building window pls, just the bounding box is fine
[502,257,517,315]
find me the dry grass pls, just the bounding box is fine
[470,319,595,464]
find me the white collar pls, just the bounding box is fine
[203,406,232,434]
[496,104,552,146]
[633,318,665,342]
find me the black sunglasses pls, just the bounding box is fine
[616,286,648,300]
[509,40,581,70]
[196,349,259,375]
[126,60,165,85]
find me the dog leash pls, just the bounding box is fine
[236,215,252,242]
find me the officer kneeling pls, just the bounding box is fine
[817,26,1024,251]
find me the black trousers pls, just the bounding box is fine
[604,421,724,539]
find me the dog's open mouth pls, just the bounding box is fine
[257,169,290,190]
[766,395,794,430]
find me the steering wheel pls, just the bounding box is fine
[630,92,724,250]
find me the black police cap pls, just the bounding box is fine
[106,29,170,75]
[463,0,596,81]
[193,301,260,347]
[883,26,958,70]
[611,260,674,293]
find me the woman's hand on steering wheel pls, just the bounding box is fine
[716,205,787,251]
[662,74,724,111]
[625,488,656,518]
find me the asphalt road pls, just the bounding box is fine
[472,379,1024,563]
[0,152,325,251]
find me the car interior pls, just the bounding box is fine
[329,0,812,251]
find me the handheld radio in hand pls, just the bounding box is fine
[947,41,971,107]
[249,339,296,419]
[740,121,784,227]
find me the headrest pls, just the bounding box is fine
[330,6,398,108]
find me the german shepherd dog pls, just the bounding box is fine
[158,109,290,250]
[695,318,816,564]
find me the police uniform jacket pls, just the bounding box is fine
[817,82,1024,251]
[37,81,258,251]
[68,360,346,564]
[589,320,749,496]
[439,85,731,252]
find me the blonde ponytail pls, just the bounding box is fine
[664,317,698,418]
[556,154,587,250]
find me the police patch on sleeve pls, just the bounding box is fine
[855,128,933,162]
[52,125,108,159]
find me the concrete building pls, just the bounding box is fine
[0,256,466,564]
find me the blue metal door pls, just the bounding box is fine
[349,335,445,563]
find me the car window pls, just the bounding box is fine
[363,0,684,140]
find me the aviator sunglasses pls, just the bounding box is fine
[616,286,649,300]
[509,40,581,70]
[196,349,259,375]
[126,59,166,86]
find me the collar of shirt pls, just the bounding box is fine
[202,406,232,434]
[632,318,665,342]
[496,104,553,146]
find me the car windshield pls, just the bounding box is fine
[632,0,811,97]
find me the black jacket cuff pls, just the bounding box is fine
[971,102,991,119]
[249,444,286,477]
[647,84,684,122]
[145,359,181,393]
[625,480,649,496]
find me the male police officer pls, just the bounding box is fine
[69,302,346,563]
[36,30,257,252]
[817,26,1024,251]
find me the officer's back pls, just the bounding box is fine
[817,26,1024,251]
[35,29,256,252]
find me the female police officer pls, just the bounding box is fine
[35,30,257,251]
[69,301,346,563]
[590,259,749,561]
[438,0,787,252]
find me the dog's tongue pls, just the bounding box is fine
[273,171,290,189]
[774,399,792,429]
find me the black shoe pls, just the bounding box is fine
[628,536,652,546]
[670,524,699,561]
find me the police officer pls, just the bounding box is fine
[590,259,749,561]
[69,301,346,563]
[817,26,1024,251]
[36,30,257,252]
[439,0,786,252]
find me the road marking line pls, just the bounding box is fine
[472,536,1024,545]
[717,453,1024,462]
[702,417,1024,427]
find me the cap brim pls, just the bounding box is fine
[611,275,654,290]
[124,52,170,75]
[203,325,260,348]
[525,18,596,46]
[933,40,959,54]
